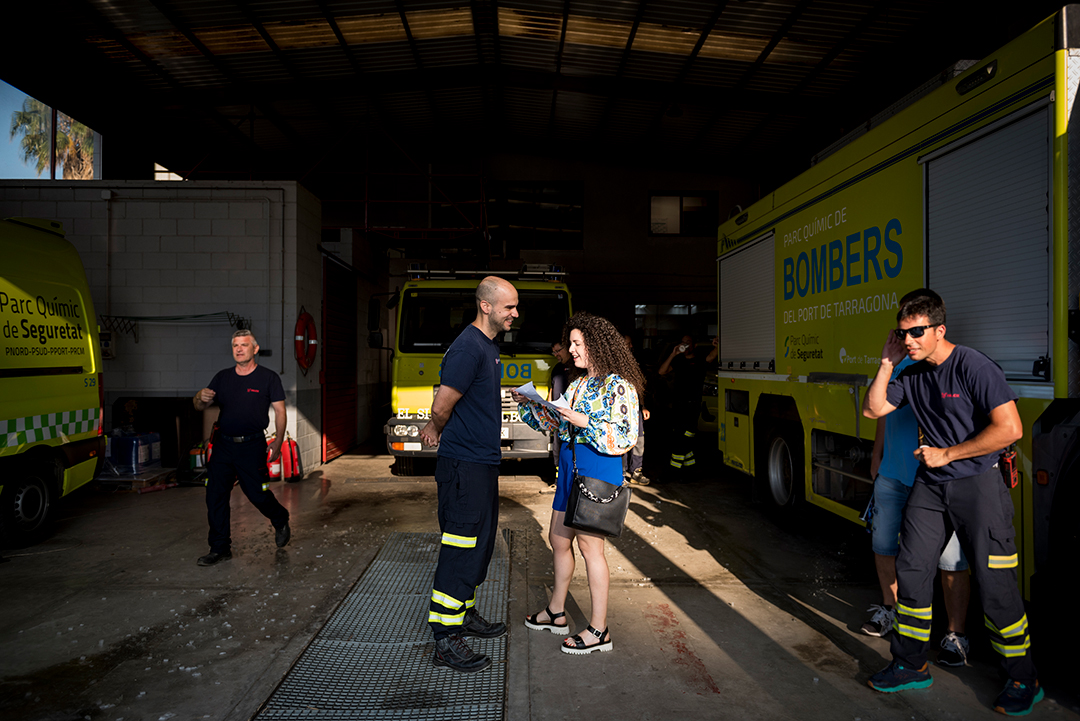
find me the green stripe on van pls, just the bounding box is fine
[0,408,99,448]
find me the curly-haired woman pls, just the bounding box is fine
[511,311,644,654]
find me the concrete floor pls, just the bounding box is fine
[1,452,1077,721]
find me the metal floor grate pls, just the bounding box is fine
[256,531,510,720]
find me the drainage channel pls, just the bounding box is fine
[255,530,510,720]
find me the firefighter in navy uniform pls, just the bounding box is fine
[862,289,1043,717]
[418,276,518,672]
[193,330,291,566]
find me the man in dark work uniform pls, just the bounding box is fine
[193,329,290,566]
[419,276,518,672]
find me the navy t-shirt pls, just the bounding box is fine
[885,345,1017,484]
[437,324,502,465]
[207,364,286,436]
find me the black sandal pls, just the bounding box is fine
[561,625,612,655]
[524,606,569,635]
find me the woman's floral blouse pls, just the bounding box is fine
[518,374,639,455]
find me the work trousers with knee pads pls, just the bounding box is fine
[890,467,1036,683]
[428,456,500,640]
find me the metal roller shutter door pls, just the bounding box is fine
[720,233,775,367]
[926,107,1050,379]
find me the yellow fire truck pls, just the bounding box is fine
[718,6,1080,600]
[382,267,572,474]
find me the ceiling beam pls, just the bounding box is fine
[146,0,304,149]
[592,0,648,141]
[690,0,813,148]
[395,0,442,127]
[644,2,729,137]
[155,64,831,119]
[546,0,572,138]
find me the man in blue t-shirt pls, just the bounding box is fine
[862,354,971,669]
[193,330,290,566]
[419,276,518,672]
[862,289,1041,716]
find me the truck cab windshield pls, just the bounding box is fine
[398,289,570,355]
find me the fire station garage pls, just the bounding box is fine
[1,2,1077,720]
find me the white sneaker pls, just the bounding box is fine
[860,604,894,637]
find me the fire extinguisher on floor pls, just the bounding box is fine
[282,433,302,481]
[267,434,282,480]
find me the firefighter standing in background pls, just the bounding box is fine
[658,334,718,476]
[193,329,291,566]
[419,276,518,672]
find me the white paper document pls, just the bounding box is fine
[514,381,572,412]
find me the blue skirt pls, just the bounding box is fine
[553,440,623,513]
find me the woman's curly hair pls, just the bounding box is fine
[562,311,645,398]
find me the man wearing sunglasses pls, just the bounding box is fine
[861,289,1041,716]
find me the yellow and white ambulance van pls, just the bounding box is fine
[0,217,104,546]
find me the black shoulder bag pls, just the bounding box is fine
[563,432,632,538]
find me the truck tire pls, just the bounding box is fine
[0,464,56,548]
[392,456,416,476]
[763,428,803,509]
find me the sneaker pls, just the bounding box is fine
[993,680,1044,716]
[936,631,969,667]
[461,608,506,639]
[629,469,651,485]
[433,635,492,673]
[860,604,895,637]
[197,551,232,566]
[868,660,933,693]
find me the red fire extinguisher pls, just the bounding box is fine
[267,435,282,480]
[280,434,294,481]
[291,436,302,478]
[286,433,302,480]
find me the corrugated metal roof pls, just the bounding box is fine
[2,0,1064,196]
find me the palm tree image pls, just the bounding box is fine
[9,97,95,179]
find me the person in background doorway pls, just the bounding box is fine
[418,276,518,673]
[547,339,572,484]
[549,339,571,403]
[193,330,290,567]
[658,334,718,476]
[622,333,650,486]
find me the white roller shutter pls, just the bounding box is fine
[719,232,775,369]
[926,106,1050,380]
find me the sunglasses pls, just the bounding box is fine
[893,324,938,340]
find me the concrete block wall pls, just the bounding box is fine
[0,180,325,472]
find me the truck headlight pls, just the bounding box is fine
[393,424,409,436]
[407,425,419,437]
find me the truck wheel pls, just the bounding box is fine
[392,456,416,476]
[0,467,56,548]
[764,429,802,509]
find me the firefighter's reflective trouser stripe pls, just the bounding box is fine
[205,437,289,555]
[669,411,698,468]
[428,456,500,640]
[890,468,1036,683]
